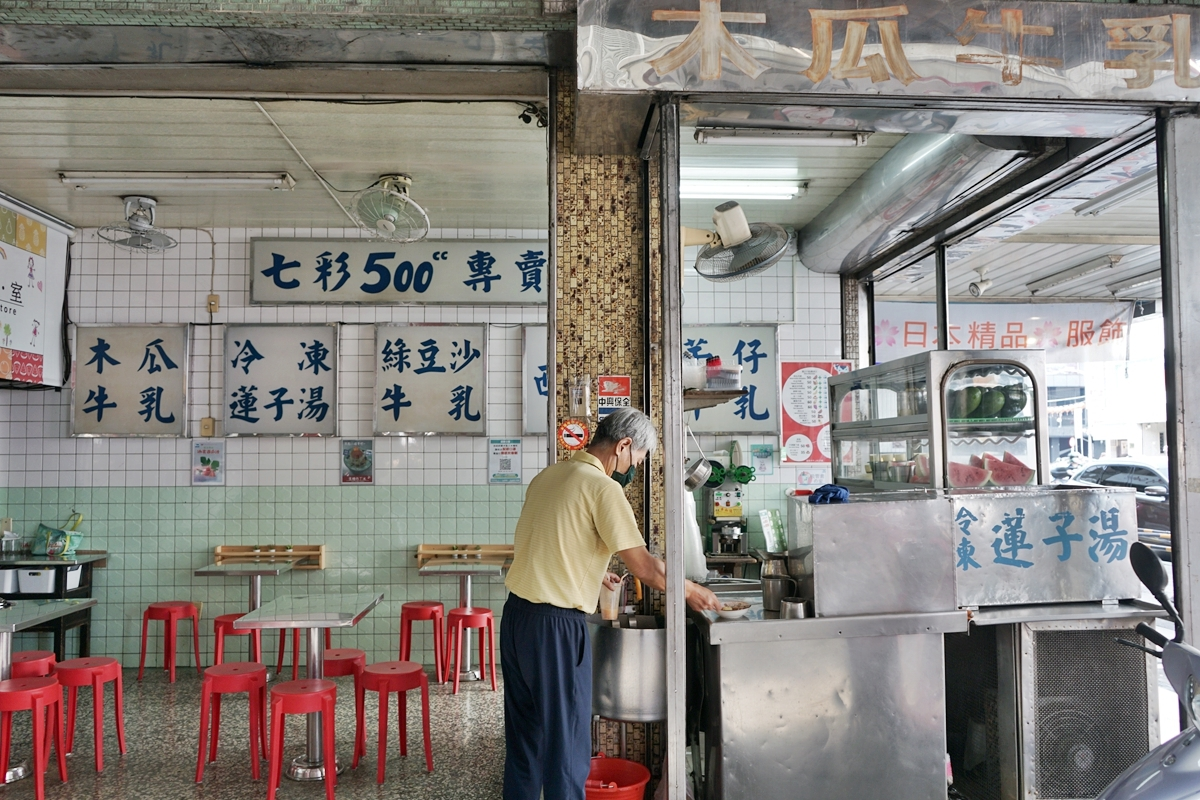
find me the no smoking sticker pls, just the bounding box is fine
[557,418,590,451]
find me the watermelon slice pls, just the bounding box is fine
[1003,451,1031,470]
[969,454,984,469]
[989,460,1036,486]
[913,453,930,479]
[949,461,992,488]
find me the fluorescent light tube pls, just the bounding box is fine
[59,171,297,191]
[1107,270,1161,295]
[694,128,870,147]
[681,167,801,181]
[679,180,804,200]
[1026,254,1123,294]
[1073,171,1156,217]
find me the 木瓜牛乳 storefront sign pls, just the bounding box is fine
[251,239,547,305]
[579,0,1200,102]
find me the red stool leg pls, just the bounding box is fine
[195,677,211,782]
[31,696,45,800]
[398,686,408,757]
[267,697,285,800]
[276,631,286,675]
[64,685,77,754]
[253,630,263,664]
[323,696,337,800]
[376,687,389,784]
[453,622,464,695]
[209,693,222,762]
[400,614,411,661]
[165,615,177,683]
[434,610,446,683]
[0,711,10,778]
[137,611,150,681]
[191,612,202,674]
[114,670,127,755]
[51,695,67,782]
[258,684,268,761]
[248,683,262,781]
[291,631,299,681]
[92,674,105,772]
[214,624,225,667]
[352,678,365,769]
[420,674,433,772]
[488,616,498,691]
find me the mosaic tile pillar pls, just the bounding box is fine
[842,274,865,366]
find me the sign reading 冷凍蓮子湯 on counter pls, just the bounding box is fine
[72,325,188,437]
[250,240,547,305]
[223,325,338,437]
[579,0,1200,103]
[374,324,487,436]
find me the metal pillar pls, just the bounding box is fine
[1158,112,1200,644]
[934,246,950,351]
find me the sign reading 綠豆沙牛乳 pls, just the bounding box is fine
[251,240,547,305]
[374,324,487,435]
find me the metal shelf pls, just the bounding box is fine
[683,389,748,411]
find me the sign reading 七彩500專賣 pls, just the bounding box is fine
[72,325,188,437]
[224,325,338,437]
[374,325,487,436]
[251,240,548,305]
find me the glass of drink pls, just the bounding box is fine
[599,582,622,621]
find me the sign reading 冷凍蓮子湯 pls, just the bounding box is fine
[223,325,338,437]
[251,240,547,306]
[579,0,1200,103]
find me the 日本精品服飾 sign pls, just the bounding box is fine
[251,240,548,305]
[684,325,779,434]
[223,325,338,436]
[374,324,487,435]
[73,325,188,437]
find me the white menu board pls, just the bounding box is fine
[72,325,188,437]
[251,239,548,305]
[683,325,780,434]
[374,324,487,435]
[223,325,338,436]
[523,325,548,434]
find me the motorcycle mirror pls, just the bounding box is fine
[1131,541,1168,594]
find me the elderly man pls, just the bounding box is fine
[501,407,720,800]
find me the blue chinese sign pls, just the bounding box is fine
[683,325,779,434]
[73,325,188,437]
[251,240,548,306]
[952,489,1141,606]
[523,325,548,435]
[223,325,338,436]
[374,324,487,435]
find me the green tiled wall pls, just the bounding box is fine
[0,485,525,669]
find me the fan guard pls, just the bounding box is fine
[349,174,431,243]
[98,196,178,253]
[694,222,789,283]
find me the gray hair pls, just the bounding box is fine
[592,408,658,454]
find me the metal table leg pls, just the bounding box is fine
[249,575,267,674]
[286,627,342,781]
[457,574,481,682]
[0,630,30,784]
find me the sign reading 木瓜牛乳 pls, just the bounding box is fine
[251,240,547,305]
[73,325,188,437]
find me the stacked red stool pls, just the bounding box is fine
[267,679,338,800]
[138,601,201,683]
[0,676,67,800]
[444,607,497,694]
[11,651,56,679]
[323,648,366,680]
[213,613,262,666]
[195,662,268,782]
[353,661,433,783]
[399,601,446,683]
[276,629,332,680]
[55,656,127,772]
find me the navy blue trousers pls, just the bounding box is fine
[501,594,592,800]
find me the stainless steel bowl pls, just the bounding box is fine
[683,458,712,491]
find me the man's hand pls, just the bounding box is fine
[602,572,623,590]
[684,580,721,612]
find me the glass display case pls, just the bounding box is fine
[828,350,1048,491]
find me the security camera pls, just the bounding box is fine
[969,278,992,297]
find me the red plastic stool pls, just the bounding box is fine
[138,601,201,683]
[444,607,497,695]
[399,601,446,683]
[323,648,366,679]
[55,657,127,773]
[352,661,432,783]
[267,680,337,800]
[11,651,56,679]
[213,613,263,667]
[195,662,268,783]
[0,677,67,800]
[276,629,332,680]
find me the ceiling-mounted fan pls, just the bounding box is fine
[97,196,178,253]
[349,174,431,243]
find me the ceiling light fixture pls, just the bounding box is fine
[1026,254,1123,294]
[679,180,806,200]
[694,128,871,147]
[59,171,297,191]
[681,167,802,181]
[1107,270,1162,296]
[1073,171,1157,217]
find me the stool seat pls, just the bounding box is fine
[0,676,67,800]
[55,656,127,773]
[354,661,432,782]
[323,648,366,679]
[213,613,263,667]
[268,680,337,800]
[276,628,333,680]
[138,601,201,683]
[196,662,267,783]
[400,601,445,684]
[445,607,497,694]
[11,650,56,679]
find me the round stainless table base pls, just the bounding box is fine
[286,755,344,781]
[3,760,29,784]
[458,669,481,682]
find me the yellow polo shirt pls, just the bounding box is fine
[506,451,647,613]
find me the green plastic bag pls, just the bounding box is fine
[32,512,84,557]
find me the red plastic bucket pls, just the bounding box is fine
[585,753,651,800]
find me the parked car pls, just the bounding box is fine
[1061,458,1172,558]
[1050,451,1093,482]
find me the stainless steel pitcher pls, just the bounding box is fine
[761,575,796,612]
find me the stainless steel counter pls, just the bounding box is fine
[0,553,108,567]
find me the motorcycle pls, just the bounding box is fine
[1097,542,1200,799]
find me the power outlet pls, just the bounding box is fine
[200,417,216,437]
[206,294,220,314]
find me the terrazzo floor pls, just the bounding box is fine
[2,665,505,800]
